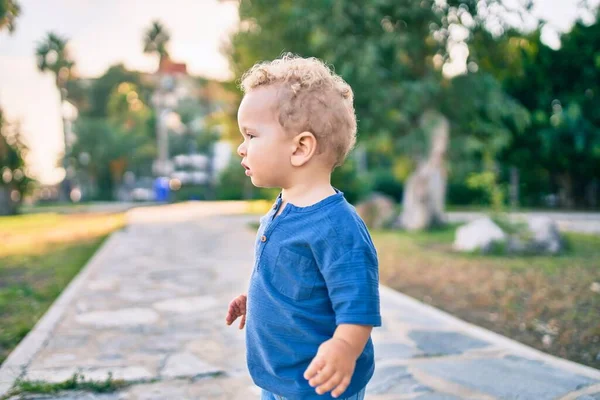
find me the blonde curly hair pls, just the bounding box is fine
[240,53,357,168]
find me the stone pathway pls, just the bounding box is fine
[1,203,599,400]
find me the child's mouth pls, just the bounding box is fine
[242,162,252,176]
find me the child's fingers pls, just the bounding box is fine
[316,372,343,395]
[239,313,246,329]
[309,364,334,388]
[331,376,351,398]
[304,357,325,380]
[225,311,238,325]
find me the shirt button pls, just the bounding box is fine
[261,235,267,242]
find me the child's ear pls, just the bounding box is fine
[290,131,317,167]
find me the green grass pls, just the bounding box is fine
[372,225,600,369]
[1,373,130,400]
[374,223,600,273]
[0,236,109,364]
[0,212,125,365]
[0,213,62,232]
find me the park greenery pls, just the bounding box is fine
[225,0,600,209]
[1,1,599,212]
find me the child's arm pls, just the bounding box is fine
[333,324,373,359]
[303,324,373,398]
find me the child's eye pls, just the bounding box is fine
[247,133,256,139]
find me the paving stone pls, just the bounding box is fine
[374,342,422,360]
[415,394,462,400]
[577,393,600,400]
[46,335,90,350]
[367,365,432,395]
[75,309,159,328]
[79,366,154,382]
[87,279,119,291]
[152,296,218,314]
[24,368,79,383]
[408,330,489,356]
[160,352,222,379]
[414,355,598,399]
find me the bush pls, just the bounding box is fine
[332,158,370,204]
[446,181,487,206]
[369,168,403,202]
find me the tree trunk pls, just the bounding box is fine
[557,173,575,209]
[0,186,18,215]
[400,112,449,231]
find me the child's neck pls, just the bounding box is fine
[281,178,336,208]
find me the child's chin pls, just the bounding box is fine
[250,176,276,188]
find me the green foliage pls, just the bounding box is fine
[224,0,535,208]
[483,10,600,208]
[35,32,75,89]
[0,0,20,33]
[368,168,404,202]
[76,64,152,119]
[331,157,370,204]
[71,117,152,200]
[143,20,171,63]
[67,65,158,200]
[0,110,32,214]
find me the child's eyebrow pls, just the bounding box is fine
[240,126,255,134]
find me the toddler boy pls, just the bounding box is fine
[225,54,381,400]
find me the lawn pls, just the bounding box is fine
[372,225,600,370]
[0,213,125,364]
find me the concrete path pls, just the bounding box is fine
[1,203,599,400]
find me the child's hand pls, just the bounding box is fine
[225,294,247,329]
[304,337,356,398]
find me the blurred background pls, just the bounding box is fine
[0,0,599,209]
[0,0,599,382]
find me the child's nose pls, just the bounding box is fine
[237,142,247,157]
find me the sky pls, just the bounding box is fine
[0,0,597,184]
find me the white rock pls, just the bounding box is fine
[590,282,600,294]
[542,334,553,348]
[453,218,506,252]
[527,216,563,254]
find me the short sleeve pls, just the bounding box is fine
[318,246,382,327]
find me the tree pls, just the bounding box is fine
[224,0,531,212]
[35,32,76,201]
[476,9,600,208]
[70,81,155,200]
[143,20,171,67]
[0,0,20,33]
[0,110,31,215]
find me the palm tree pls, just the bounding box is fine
[143,20,171,68]
[0,0,21,33]
[35,32,76,201]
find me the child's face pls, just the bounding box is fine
[237,85,294,188]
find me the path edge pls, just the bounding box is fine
[380,285,600,380]
[0,230,126,398]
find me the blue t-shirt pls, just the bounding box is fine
[246,189,382,400]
